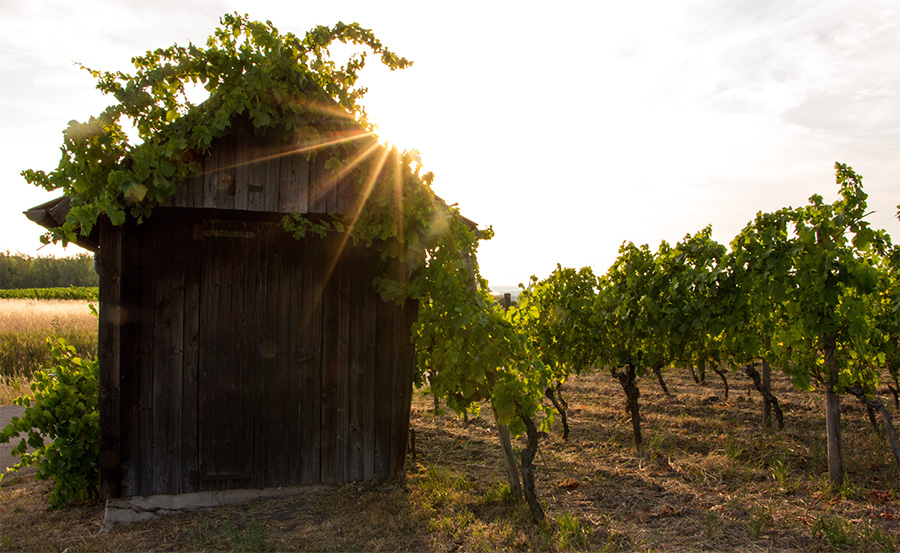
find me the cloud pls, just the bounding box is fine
[675,0,900,122]
[781,93,851,131]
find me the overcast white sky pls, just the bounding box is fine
[1,0,898,286]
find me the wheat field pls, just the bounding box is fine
[0,299,98,403]
[0,299,98,333]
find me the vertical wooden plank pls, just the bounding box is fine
[247,144,267,212]
[171,173,193,210]
[190,167,204,209]
[234,135,251,211]
[216,229,239,487]
[261,144,280,213]
[269,226,295,487]
[198,232,230,487]
[234,225,254,487]
[202,142,219,209]
[279,154,310,214]
[282,231,301,485]
[223,227,251,490]
[167,215,184,495]
[259,226,282,486]
[279,232,300,485]
[181,213,201,493]
[148,213,166,494]
[335,173,345,215]
[309,154,328,214]
[299,233,323,484]
[146,213,162,494]
[98,218,123,499]
[150,211,185,494]
[307,153,320,213]
[388,272,408,479]
[324,156,339,213]
[299,155,311,214]
[214,135,237,210]
[362,252,377,481]
[135,220,155,495]
[196,227,213,490]
[347,248,365,482]
[336,243,351,482]
[319,234,340,483]
[167,179,181,208]
[276,154,293,213]
[337,173,353,215]
[373,289,394,479]
[390,293,418,479]
[170,213,187,494]
[250,222,269,489]
[119,221,143,496]
[221,228,244,486]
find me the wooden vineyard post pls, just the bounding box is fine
[824,335,844,489]
[762,359,772,428]
[494,408,522,498]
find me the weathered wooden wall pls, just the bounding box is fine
[98,208,417,498]
[159,124,361,215]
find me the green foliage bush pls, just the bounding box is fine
[0,252,98,289]
[0,337,100,508]
[0,287,98,300]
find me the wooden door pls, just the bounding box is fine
[196,220,264,488]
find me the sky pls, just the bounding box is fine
[1,0,898,287]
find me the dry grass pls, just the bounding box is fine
[2,371,899,552]
[0,298,98,333]
[0,299,98,403]
[0,376,33,406]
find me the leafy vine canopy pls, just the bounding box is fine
[21,12,469,266]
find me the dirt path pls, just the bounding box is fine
[0,404,36,479]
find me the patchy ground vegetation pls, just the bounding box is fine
[2,370,897,552]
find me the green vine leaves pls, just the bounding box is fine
[23,13,411,247]
[0,338,100,508]
[726,207,796,369]
[654,227,728,371]
[521,163,896,405]
[410,211,554,435]
[514,265,601,386]
[771,163,891,392]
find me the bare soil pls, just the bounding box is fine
[1,370,898,552]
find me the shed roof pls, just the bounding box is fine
[24,190,478,249]
[24,113,478,250]
[24,196,99,253]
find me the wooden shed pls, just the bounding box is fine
[27,118,419,499]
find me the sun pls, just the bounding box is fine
[361,77,427,155]
[370,112,423,154]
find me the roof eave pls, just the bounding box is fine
[24,196,100,253]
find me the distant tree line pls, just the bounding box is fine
[0,251,98,289]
